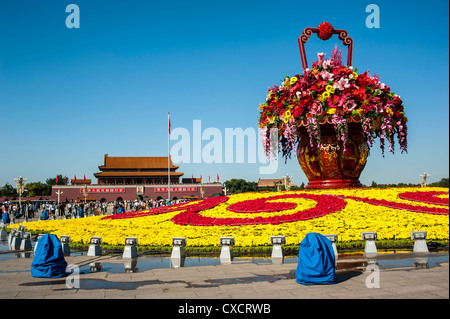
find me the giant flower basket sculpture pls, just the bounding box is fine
[259,22,408,188]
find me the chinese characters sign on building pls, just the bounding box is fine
[154,187,197,192]
[80,188,125,193]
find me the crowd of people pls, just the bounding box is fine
[1,198,189,224]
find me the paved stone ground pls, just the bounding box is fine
[0,251,448,301]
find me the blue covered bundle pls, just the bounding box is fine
[296,233,335,285]
[40,210,49,220]
[31,234,68,278]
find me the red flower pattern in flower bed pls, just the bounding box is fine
[226,196,297,213]
[171,194,346,226]
[102,190,448,227]
[341,192,448,215]
[102,200,199,220]
[397,191,449,206]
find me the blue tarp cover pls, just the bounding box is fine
[296,232,335,285]
[31,234,68,278]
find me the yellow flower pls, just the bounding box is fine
[290,76,298,85]
[327,108,336,115]
[353,72,358,79]
[285,110,292,118]
[322,91,330,99]
[325,85,335,93]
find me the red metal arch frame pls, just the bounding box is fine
[298,26,353,71]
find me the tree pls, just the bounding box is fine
[224,179,258,194]
[0,183,17,197]
[46,174,66,186]
[428,178,449,188]
[25,182,51,197]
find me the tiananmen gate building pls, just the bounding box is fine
[51,154,223,203]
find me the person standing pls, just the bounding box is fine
[1,206,10,224]
[77,206,84,218]
[40,208,49,220]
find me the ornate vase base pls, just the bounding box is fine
[305,178,363,189]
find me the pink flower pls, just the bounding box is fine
[337,78,350,90]
[317,52,326,60]
[321,71,334,81]
[322,59,332,69]
[344,99,357,111]
[309,102,322,115]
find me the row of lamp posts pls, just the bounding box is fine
[74,230,431,268]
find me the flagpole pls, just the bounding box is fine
[168,112,171,202]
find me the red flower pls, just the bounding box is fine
[318,22,334,40]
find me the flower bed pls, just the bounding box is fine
[12,187,448,248]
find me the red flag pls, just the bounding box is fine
[74,174,76,182]
[64,176,68,184]
[191,174,193,183]
[200,175,202,182]
[56,175,59,183]
[208,175,210,183]
[83,174,86,182]
[217,174,219,182]
[168,112,171,135]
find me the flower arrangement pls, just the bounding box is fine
[258,46,408,160]
[15,188,448,247]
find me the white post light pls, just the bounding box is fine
[171,237,186,268]
[20,232,32,250]
[270,235,286,264]
[219,237,235,265]
[123,237,138,259]
[60,235,71,255]
[11,228,22,250]
[87,236,102,256]
[361,231,378,257]
[55,190,63,216]
[0,223,7,241]
[411,231,428,253]
[14,177,27,217]
[8,228,14,247]
[323,234,338,266]
[9,228,17,248]
[34,234,45,251]
[18,225,26,238]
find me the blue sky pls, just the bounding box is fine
[0,0,448,187]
